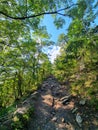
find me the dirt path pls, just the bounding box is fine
[27,76,98,130]
[1,76,98,130]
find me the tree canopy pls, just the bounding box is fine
[0,0,98,109]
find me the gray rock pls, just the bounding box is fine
[76,113,83,127]
[51,117,57,122]
[14,107,27,115]
[79,99,86,105]
[62,98,69,105]
[51,111,56,116]
[72,107,78,113]
[60,95,71,101]
[61,117,65,123]
[30,91,39,99]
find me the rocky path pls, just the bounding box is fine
[27,76,98,130]
[1,76,98,130]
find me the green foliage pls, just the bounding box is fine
[0,0,98,112]
[54,29,98,106]
[0,19,52,107]
[11,106,34,130]
[0,0,53,107]
[27,106,35,115]
[54,0,98,107]
[54,17,65,29]
[0,126,7,130]
[0,39,52,107]
[0,105,16,117]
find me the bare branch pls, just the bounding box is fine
[57,13,73,19]
[57,4,78,12]
[0,11,57,20]
[0,4,77,20]
[57,12,68,17]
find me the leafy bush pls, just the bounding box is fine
[11,106,34,130]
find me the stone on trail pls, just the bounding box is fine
[79,99,86,105]
[14,107,27,115]
[30,91,39,99]
[76,113,83,127]
[72,107,78,113]
[60,95,71,101]
[51,117,57,122]
[61,117,65,123]
[61,98,70,105]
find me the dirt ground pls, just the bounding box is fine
[27,76,98,130]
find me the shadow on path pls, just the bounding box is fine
[28,77,98,130]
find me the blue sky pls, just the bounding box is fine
[42,15,72,43]
[42,14,98,63]
[42,14,98,44]
[41,15,72,63]
[41,0,98,43]
[41,1,98,63]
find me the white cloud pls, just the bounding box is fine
[47,45,61,63]
[42,45,61,63]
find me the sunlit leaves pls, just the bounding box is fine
[68,19,84,38]
[54,17,65,29]
[0,0,98,108]
[54,31,98,107]
[54,2,98,106]
[33,26,50,39]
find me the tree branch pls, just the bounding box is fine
[57,12,74,19]
[0,4,77,20]
[57,4,77,12]
[0,11,58,20]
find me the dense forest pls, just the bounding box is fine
[0,0,98,129]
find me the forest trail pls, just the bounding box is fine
[27,76,98,130]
